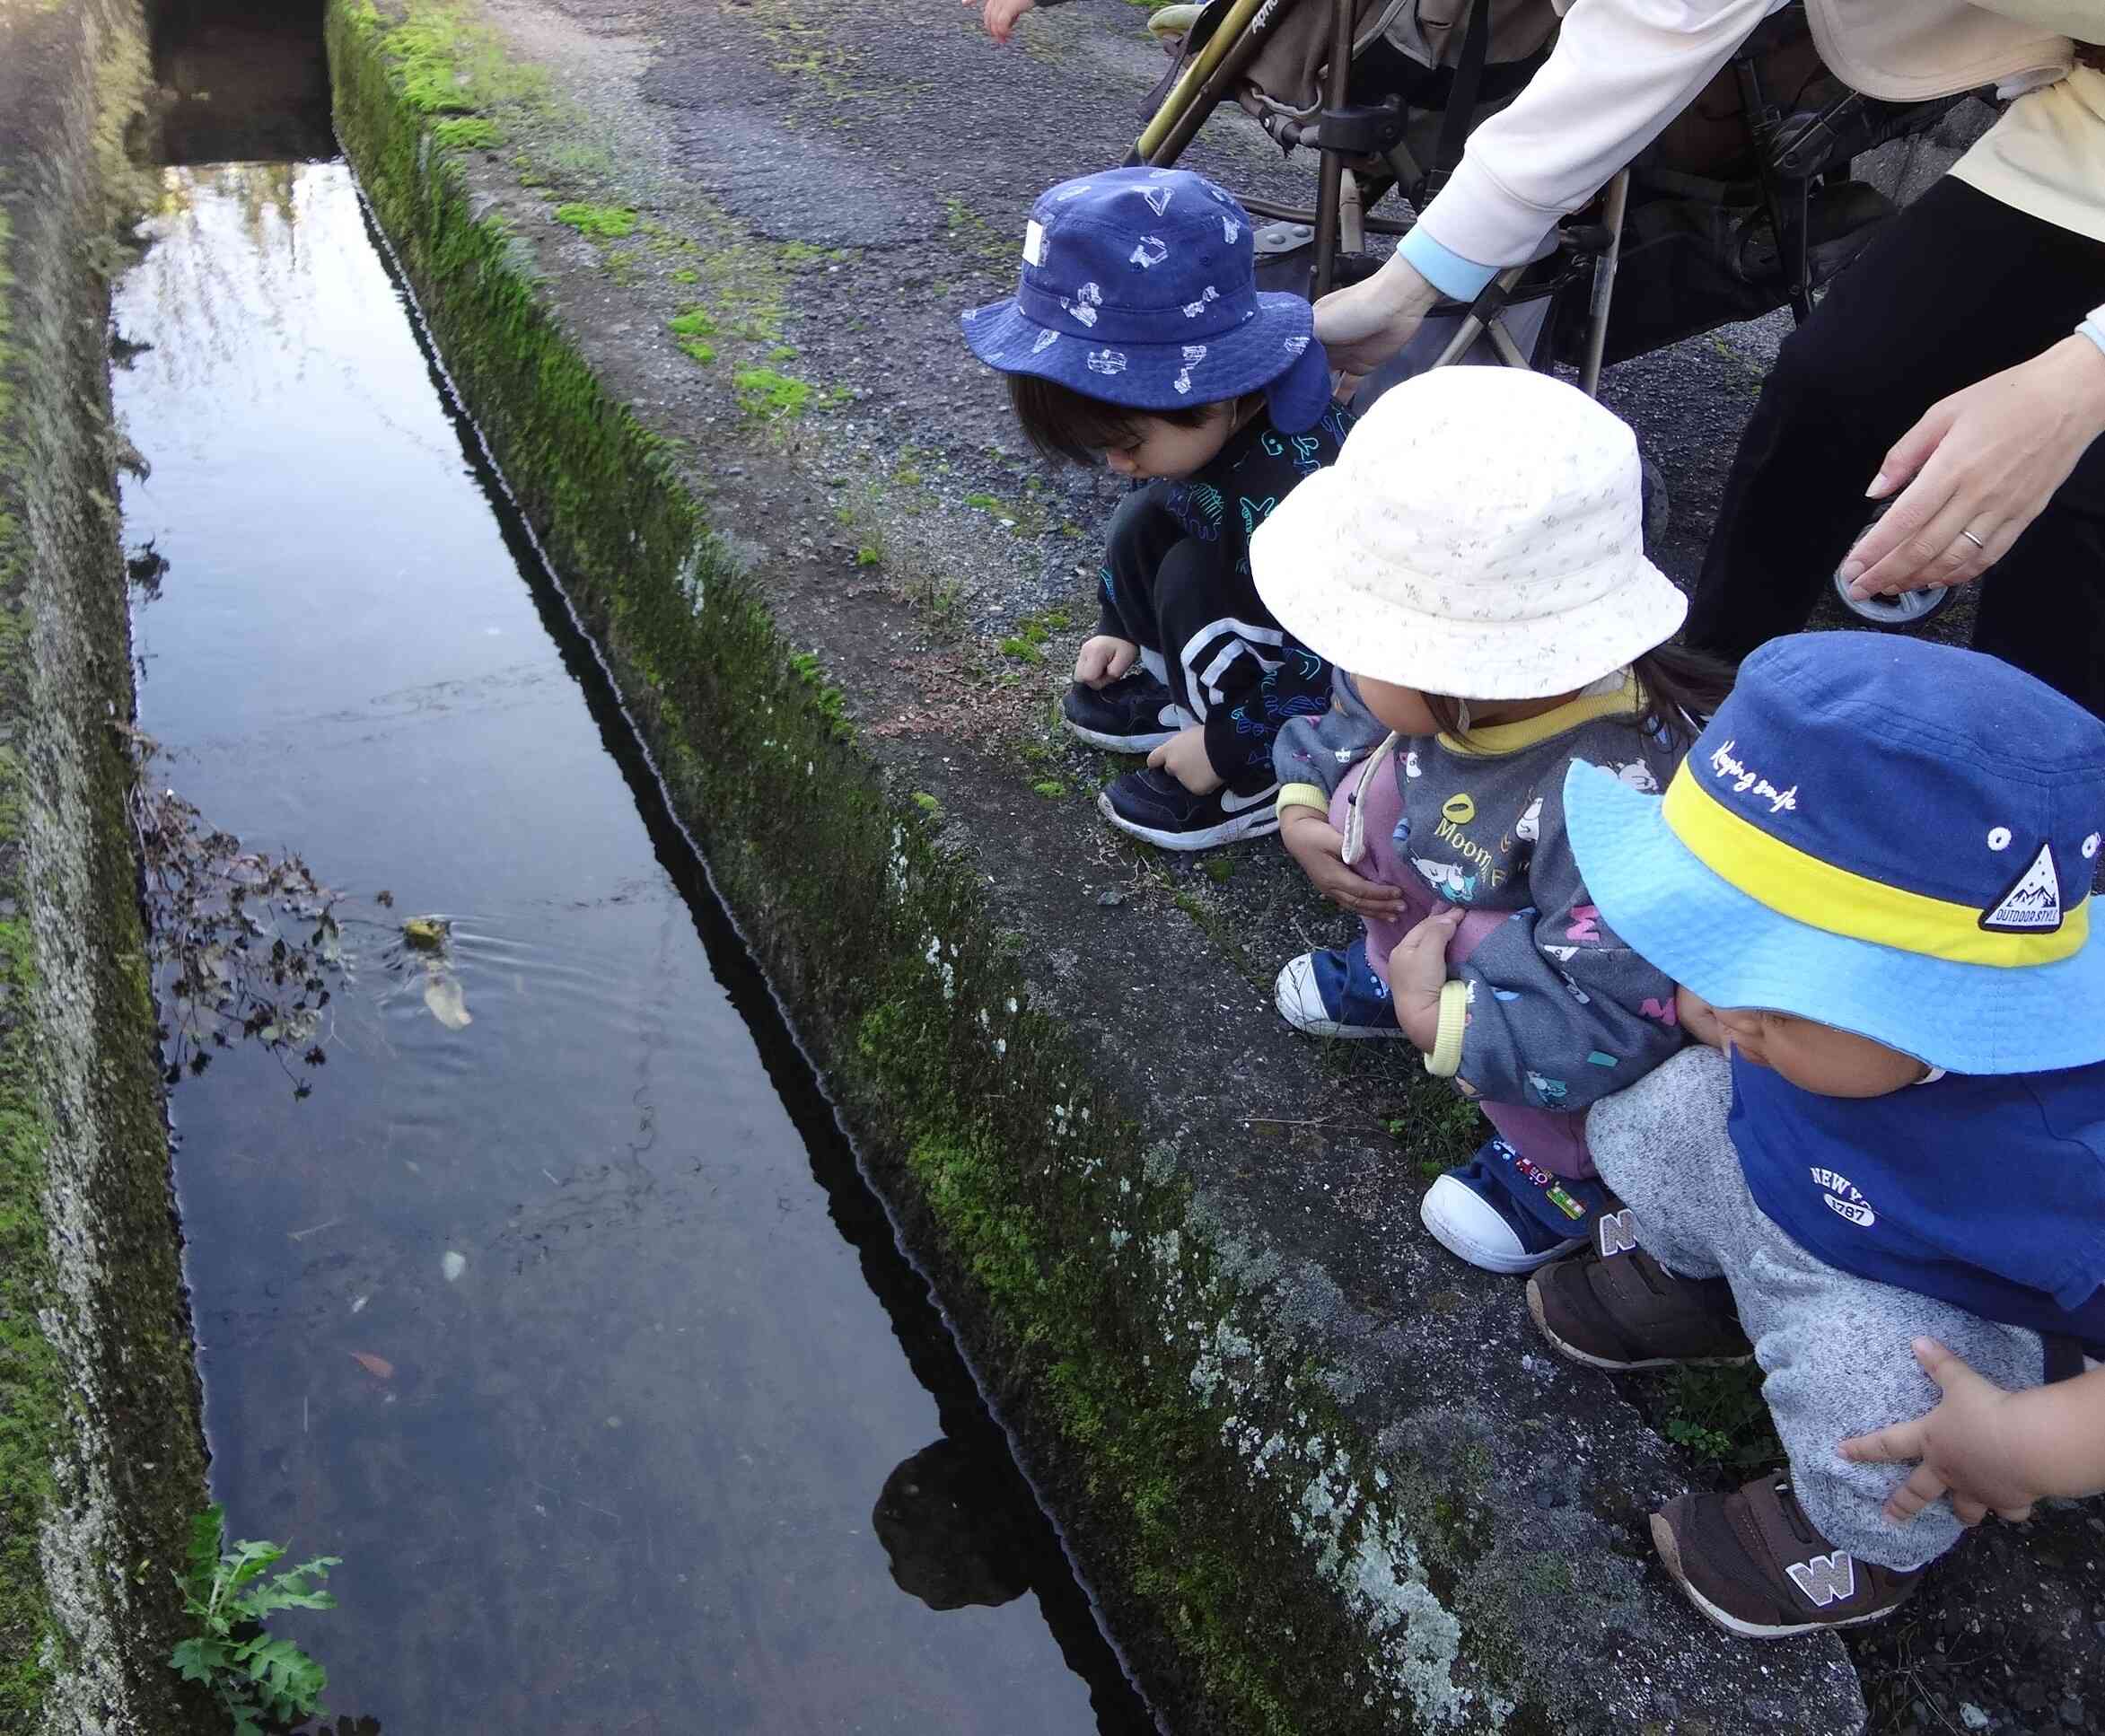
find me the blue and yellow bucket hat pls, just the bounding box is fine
[1564,633,2105,1074]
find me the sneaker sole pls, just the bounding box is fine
[1649,1512,1900,1640]
[1526,1279,1756,1373]
[1419,1189,1579,1276]
[1062,718,1180,752]
[1274,993,1411,1040]
[1096,792,1279,852]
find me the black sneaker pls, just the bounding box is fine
[1061,673,1186,751]
[1099,767,1278,850]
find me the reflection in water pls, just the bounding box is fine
[118,162,1153,1733]
[875,1441,1035,1613]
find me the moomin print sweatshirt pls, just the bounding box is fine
[1276,673,1688,1110]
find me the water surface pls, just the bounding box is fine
[116,160,1150,1735]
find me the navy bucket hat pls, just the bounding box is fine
[961,168,1332,434]
[1564,633,2105,1075]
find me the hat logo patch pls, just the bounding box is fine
[1171,344,1207,396]
[1086,348,1127,377]
[1707,740,1798,815]
[1061,281,1102,328]
[1129,235,1169,269]
[1181,285,1219,319]
[1030,328,1058,355]
[1022,219,1048,267]
[1140,183,1174,215]
[1221,215,1241,243]
[1980,842,2062,934]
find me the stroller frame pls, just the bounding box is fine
[1124,0,1943,397]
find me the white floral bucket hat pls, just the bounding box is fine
[1249,367,1687,700]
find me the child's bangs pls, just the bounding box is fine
[1007,373,1147,466]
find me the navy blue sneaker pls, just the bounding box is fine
[1274,937,1409,1039]
[1420,1136,1613,1274]
[1062,672,1187,752]
[1099,767,1278,850]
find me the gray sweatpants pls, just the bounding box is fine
[1587,1047,2045,1572]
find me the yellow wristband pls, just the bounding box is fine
[1275,782,1330,824]
[1423,980,1469,1078]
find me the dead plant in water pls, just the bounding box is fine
[118,722,352,1098]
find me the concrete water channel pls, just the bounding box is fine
[113,39,1153,1732]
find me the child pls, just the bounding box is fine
[1250,366,1727,1273]
[1522,631,2105,1638]
[962,167,1350,850]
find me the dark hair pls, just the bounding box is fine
[1421,642,1735,752]
[1006,373,1257,466]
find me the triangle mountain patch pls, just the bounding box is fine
[1980,842,2063,933]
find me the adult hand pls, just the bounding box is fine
[1147,723,1223,794]
[1837,1338,2037,1527]
[1074,634,1137,688]
[1280,811,1408,920]
[1312,255,1443,383]
[1840,336,2105,601]
[1387,905,1463,1048]
[969,0,1036,43]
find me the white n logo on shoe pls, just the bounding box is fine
[1785,1551,1856,1608]
[1598,1209,1638,1257]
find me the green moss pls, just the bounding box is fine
[997,636,1042,665]
[678,340,715,366]
[1031,779,1066,799]
[431,115,501,150]
[326,6,1513,1725]
[554,201,638,240]
[732,367,811,420]
[911,792,942,818]
[667,306,716,339]
[670,267,699,285]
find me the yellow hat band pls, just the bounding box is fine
[1660,763,2087,969]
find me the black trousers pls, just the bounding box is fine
[1686,177,2105,715]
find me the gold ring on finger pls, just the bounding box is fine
[1960,528,1988,551]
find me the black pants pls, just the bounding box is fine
[1686,177,2105,715]
[1097,487,1296,788]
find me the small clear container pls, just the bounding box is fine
[1833,496,1958,628]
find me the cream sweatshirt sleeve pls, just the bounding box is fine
[1401,0,1789,299]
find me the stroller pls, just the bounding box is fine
[1127,0,1976,398]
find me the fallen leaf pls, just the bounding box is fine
[422,970,471,1030]
[348,1350,394,1380]
[402,916,448,951]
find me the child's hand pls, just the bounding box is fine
[1279,811,1407,919]
[1676,985,1727,1050]
[969,0,1037,43]
[1387,906,1463,1049]
[1147,723,1222,794]
[1074,634,1138,688]
[1839,1338,2042,1526]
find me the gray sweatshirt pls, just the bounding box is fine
[1277,671,1688,1111]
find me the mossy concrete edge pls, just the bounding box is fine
[324,4,1581,1728]
[0,0,215,1731]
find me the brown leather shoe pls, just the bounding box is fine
[1652,1475,1921,1639]
[1526,1207,1753,1372]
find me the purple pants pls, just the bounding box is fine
[1334,757,1595,1179]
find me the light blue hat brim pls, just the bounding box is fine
[1562,760,2105,1075]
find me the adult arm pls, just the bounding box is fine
[1839,314,2105,600]
[1318,0,1783,374]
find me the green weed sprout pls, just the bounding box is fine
[169,1505,339,1736]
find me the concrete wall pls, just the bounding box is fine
[0,1,212,1730]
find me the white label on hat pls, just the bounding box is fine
[1022,220,1047,267]
[1981,841,2062,933]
